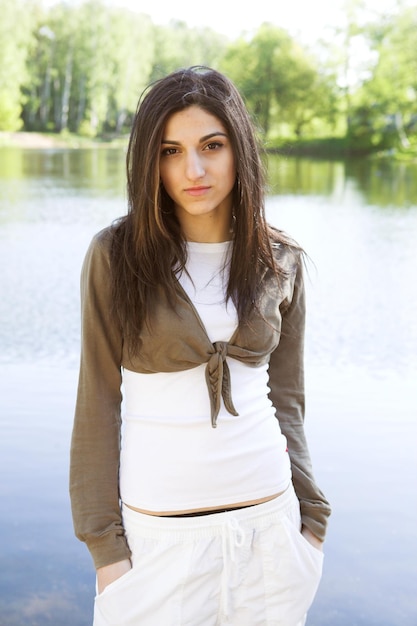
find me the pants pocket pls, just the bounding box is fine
[93,564,140,626]
[261,511,324,625]
[93,538,194,626]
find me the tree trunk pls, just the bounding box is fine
[395,112,410,148]
[40,43,54,128]
[76,76,86,131]
[116,109,127,133]
[59,48,73,131]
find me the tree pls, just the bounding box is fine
[221,24,293,136]
[0,0,34,130]
[221,23,336,139]
[281,64,339,139]
[350,5,417,149]
[23,2,80,132]
[21,1,155,134]
[104,9,154,133]
[150,20,227,81]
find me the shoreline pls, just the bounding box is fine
[0,131,127,150]
[1,131,416,162]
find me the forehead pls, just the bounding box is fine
[163,105,227,139]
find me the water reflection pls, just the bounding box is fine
[0,148,416,626]
[3,149,416,374]
[268,154,417,209]
[0,147,126,192]
[267,156,344,197]
[267,194,417,375]
[345,157,417,209]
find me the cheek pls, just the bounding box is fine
[226,163,237,190]
[225,154,236,185]
[159,167,175,195]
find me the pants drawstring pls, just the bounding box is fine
[221,516,246,619]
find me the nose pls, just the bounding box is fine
[185,150,205,180]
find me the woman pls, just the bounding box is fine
[70,66,331,626]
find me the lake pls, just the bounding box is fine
[0,147,416,626]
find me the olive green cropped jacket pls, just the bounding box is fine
[70,227,331,569]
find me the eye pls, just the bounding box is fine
[204,141,223,151]
[161,147,179,157]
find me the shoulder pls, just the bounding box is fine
[89,224,115,254]
[269,227,303,273]
[84,223,122,267]
[81,225,118,284]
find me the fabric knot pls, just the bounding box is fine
[205,341,239,428]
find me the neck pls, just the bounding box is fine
[179,214,233,243]
[186,231,232,243]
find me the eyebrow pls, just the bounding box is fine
[161,132,228,145]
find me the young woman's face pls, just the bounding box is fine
[159,106,236,240]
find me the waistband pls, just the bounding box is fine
[121,482,297,541]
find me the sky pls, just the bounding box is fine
[106,0,413,42]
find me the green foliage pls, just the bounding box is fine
[0,0,415,158]
[150,20,227,80]
[0,0,34,130]
[15,1,226,135]
[220,24,338,140]
[348,5,417,150]
[221,24,294,135]
[21,1,155,134]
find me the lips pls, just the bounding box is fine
[184,186,211,197]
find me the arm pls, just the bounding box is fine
[96,559,132,594]
[268,255,331,542]
[69,229,132,570]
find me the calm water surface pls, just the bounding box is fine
[0,148,416,626]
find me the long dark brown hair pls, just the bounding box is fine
[110,66,293,350]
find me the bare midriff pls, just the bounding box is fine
[124,488,287,516]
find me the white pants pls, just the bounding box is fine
[93,484,323,626]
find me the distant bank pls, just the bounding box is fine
[0,131,128,150]
[1,132,416,162]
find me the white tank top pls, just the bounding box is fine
[119,241,291,511]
